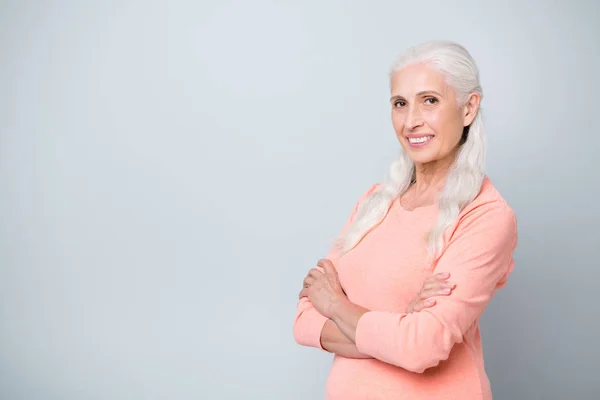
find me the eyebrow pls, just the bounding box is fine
[390,90,443,101]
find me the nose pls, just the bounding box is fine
[405,105,424,130]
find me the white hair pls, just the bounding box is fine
[336,40,486,260]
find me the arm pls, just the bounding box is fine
[293,292,372,358]
[320,320,372,358]
[293,183,381,355]
[330,202,518,373]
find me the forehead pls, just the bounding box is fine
[390,63,450,96]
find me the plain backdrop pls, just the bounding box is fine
[1,0,599,399]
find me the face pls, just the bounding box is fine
[390,63,479,168]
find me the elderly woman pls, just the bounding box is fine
[293,41,518,400]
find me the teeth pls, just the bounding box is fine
[408,136,433,144]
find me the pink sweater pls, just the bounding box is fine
[293,176,518,399]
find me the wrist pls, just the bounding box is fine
[331,296,366,323]
[330,295,351,321]
[330,297,369,344]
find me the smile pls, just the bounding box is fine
[407,135,434,147]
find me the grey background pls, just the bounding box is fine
[1,0,598,399]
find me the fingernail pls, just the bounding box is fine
[443,288,451,294]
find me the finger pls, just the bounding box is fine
[317,258,332,266]
[419,289,452,301]
[299,287,309,299]
[307,268,323,278]
[420,286,453,299]
[303,276,315,287]
[318,258,335,270]
[414,298,436,311]
[310,267,323,275]
[431,282,457,292]
[423,280,442,290]
[318,259,337,275]
[435,272,451,280]
[423,280,455,291]
[426,273,450,285]
[424,274,448,285]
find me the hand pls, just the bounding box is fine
[406,272,456,313]
[298,259,347,319]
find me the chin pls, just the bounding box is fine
[409,155,436,165]
[402,148,437,165]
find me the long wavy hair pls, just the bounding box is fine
[336,41,486,260]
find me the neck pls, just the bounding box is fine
[412,154,456,195]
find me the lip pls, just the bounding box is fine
[405,134,435,149]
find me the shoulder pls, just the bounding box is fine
[452,176,517,242]
[353,182,383,208]
[341,182,384,226]
[364,182,383,198]
[461,176,515,220]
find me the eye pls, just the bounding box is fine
[394,100,406,108]
[424,97,438,105]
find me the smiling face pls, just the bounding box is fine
[390,63,478,168]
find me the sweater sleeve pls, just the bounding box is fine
[293,183,381,351]
[354,201,518,372]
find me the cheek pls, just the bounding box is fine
[391,112,405,133]
[424,111,443,131]
[426,110,462,141]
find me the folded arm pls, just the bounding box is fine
[293,184,381,358]
[293,295,372,358]
[331,202,518,373]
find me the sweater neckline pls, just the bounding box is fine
[394,197,438,214]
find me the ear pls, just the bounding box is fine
[462,92,481,127]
